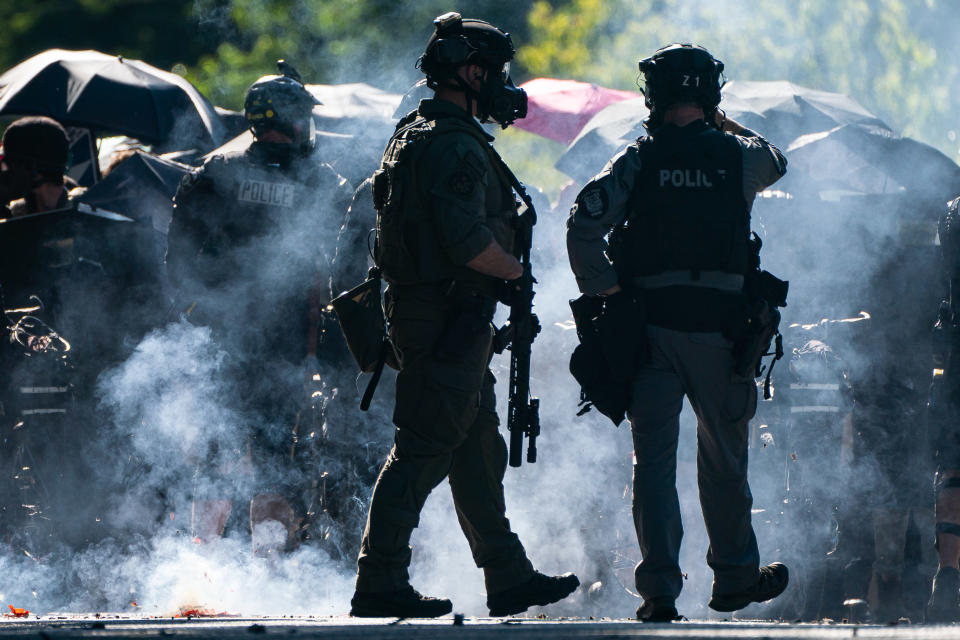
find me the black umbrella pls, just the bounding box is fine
[306,82,401,133]
[78,150,190,231]
[0,49,226,151]
[556,80,892,184]
[784,123,960,202]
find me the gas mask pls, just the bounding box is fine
[476,64,528,128]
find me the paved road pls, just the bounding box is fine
[0,617,956,640]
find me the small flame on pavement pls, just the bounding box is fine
[174,606,238,618]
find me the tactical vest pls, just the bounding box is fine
[941,198,960,309]
[373,111,516,287]
[609,122,749,281]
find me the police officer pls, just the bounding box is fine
[166,62,352,552]
[349,13,579,619]
[927,195,960,621]
[0,116,80,218]
[566,43,789,621]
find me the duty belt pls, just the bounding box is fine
[633,270,744,292]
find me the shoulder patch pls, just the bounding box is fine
[462,149,486,178]
[449,170,476,196]
[579,187,608,218]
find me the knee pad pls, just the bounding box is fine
[934,521,960,551]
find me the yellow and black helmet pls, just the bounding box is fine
[243,60,320,141]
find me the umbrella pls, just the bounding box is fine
[720,80,890,147]
[555,97,649,183]
[0,49,226,151]
[306,82,401,131]
[78,150,190,233]
[214,106,249,140]
[784,124,960,201]
[514,78,637,145]
[556,80,893,184]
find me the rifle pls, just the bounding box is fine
[494,175,541,467]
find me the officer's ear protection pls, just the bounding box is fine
[422,12,476,68]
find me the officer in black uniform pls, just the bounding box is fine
[349,13,579,619]
[927,195,960,621]
[166,63,352,552]
[566,44,790,621]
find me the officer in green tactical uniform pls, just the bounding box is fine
[927,195,960,621]
[349,13,579,619]
[566,44,790,621]
[166,63,352,553]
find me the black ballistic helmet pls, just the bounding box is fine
[418,12,527,127]
[244,60,320,147]
[639,43,724,124]
[2,116,69,174]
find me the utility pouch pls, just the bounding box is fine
[331,267,397,374]
[744,270,789,308]
[434,293,495,362]
[568,294,637,426]
[594,290,648,378]
[732,299,783,398]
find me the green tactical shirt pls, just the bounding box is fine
[377,98,517,289]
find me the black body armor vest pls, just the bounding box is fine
[609,121,749,280]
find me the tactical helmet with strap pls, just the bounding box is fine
[417,12,527,127]
[639,43,725,129]
[244,60,320,152]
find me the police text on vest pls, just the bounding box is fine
[238,180,296,207]
[659,169,715,188]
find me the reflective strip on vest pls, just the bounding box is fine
[789,383,841,391]
[790,405,841,413]
[19,386,69,394]
[634,270,744,291]
[21,408,68,416]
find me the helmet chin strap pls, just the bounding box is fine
[443,71,485,120]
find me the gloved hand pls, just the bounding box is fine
[302,353,321,386]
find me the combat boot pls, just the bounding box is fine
[487,571,580,616]
[349,586,452,618]
[927,567,960,623]
[636,596,679,622]
[708,562,790,612]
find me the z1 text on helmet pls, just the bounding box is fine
[638,43,725,128]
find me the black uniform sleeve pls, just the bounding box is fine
[166,166,215,290]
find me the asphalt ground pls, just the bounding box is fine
[0,616,957,640]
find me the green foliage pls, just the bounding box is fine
[518,0,960,162]
[185,0,536,110]
[0,1,209,72]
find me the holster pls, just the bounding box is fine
[434,287,496,362]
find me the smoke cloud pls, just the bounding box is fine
[2,0,958,624]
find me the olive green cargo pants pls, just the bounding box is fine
[355,285,534,594]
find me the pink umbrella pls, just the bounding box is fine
[515,78,637,144]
